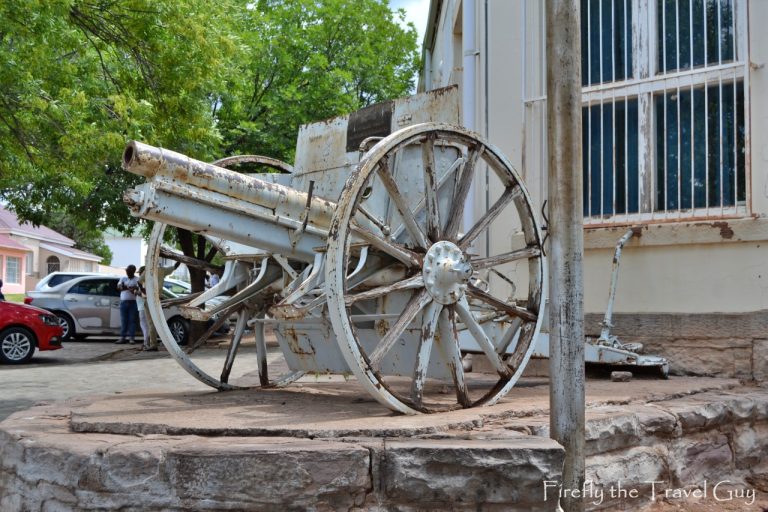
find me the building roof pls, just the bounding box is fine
[0,206,74,245]
[39,242,102,262]
[0,233,31,252]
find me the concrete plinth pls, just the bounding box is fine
[1,377,767,511]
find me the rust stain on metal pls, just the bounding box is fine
[711,221,734,239]
[284,327,315,356]
[375,319,389,337]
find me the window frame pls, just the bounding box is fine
[46,255,60,275]
[5,256,21,284]
[581,0,750,226]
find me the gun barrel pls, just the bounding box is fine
[123,141,336,228]
[122,141,338,261]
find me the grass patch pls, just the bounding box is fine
[3,293,25,303]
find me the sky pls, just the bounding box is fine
[389,0,431,48]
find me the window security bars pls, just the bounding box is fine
[580,0,748,224]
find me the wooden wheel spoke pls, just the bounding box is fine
[351,221,422,268]
[254,311,269,386]
[345,274,424,305]
[356,204,391,236]
[455,297,512,378]
[458,184,522,250]
[376,158,430,249]
[496,317,524,354]
[411,300,442,407]
[471,246,542,270]
[369,289,431,369]
[422,135,441,241]
[220,309,248,383]
[466,284,538,322]
[445,145,484,240]
[186,304,237,355]
[437,306,471,407]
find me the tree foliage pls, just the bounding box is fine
[0,0,418,271]
[217,0,420,160]
[0,0,239,233]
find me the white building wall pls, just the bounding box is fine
[104,237,146,269]
[424,0,768,315]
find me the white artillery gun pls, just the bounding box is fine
[122,88,546,414]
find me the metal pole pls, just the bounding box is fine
[546,1,585,511]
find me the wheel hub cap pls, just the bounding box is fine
[2,333,31,361]
[422,241,473,305]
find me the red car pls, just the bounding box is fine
[0,301,63,364]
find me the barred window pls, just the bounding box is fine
[581,0,747,223]
[46,256,60,275]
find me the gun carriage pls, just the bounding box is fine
[122,89,546,414]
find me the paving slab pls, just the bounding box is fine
[67,377,740,438]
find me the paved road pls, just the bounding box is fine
[0,339,239,421]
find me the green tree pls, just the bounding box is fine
[218,0,420,160]
[0,0,240,233]
[0,0,418,307]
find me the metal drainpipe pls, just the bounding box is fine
[462,0,477,235]
[484,0,490,259]
[425,49,432,90]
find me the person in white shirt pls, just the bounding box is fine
[115,265,140,344]
[136,262,180,351]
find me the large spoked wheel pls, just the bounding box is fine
[144,155,301,390]
[326,123,546,414]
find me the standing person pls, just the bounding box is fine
[135,266,155,351]
[137,261,180,351]
[0,278,5,301]
[116,265,139,344]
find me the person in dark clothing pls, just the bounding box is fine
[0,278,5,301]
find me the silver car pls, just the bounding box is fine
[25,275,193,343]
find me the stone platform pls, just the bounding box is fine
[1,377,767,511]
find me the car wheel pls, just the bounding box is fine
[55,313,75,342]
[167,317,189,345]
[0,327,36,365]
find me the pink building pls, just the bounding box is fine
[0,206,101,292]
[0,233,30,295]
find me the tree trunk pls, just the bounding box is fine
[177,228,215,344]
